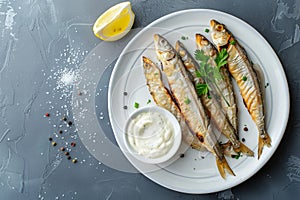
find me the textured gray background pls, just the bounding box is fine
[0,0,299,199]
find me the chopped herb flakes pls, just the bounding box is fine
[205,28,209,33]
[230,40,236,45]
[181,36,188,40]
[242,76,247,81]
[184,97,191,104]
[147,99,151,104]
[231,152,242,159]
[134,102,139,109]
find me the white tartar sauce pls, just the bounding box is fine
[126,111,174,158]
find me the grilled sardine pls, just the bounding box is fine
[154,34,234,178]
[210,20,271,159]
[176,40,253,157]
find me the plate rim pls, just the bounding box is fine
[108,8,290,194]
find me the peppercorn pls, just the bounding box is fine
[61,116,67,121]
[67,156,71,160]
[51,141,57,146]
[59,130,63,134]
[71,142,76,147]
[49,137,53,141]
[60,147,65,151]
[45,113,50,117]
[72,158,77,163]
[68,121,73,126]
[64,151,70,156]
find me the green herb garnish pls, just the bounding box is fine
[146,99,151,104]
[181,36,188,40]
[230,40,236,45]
[242,76,247,81]
[195,83,209,95]
[195,70,201,78]
[232,152,242,159]
[194,49,230,106]
[205,28,209,33]
[134,102,139,109]
[184,97,191,104]
[215,48,229,68]
[154,72,159,75]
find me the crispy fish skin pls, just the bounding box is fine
[154,34,234,178]
[142,56,203,150]
[176,40,253,157]
[210,20,271,159]
[195,34,238,133]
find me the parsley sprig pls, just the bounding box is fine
[194,49,230,106]
[215,48,229,69]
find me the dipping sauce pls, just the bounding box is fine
[126,111,174,159]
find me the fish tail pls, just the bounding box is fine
[216,157,235,179]
[234,142,254,157]
[258,131,271,159]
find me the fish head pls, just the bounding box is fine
[210,20,231,47]
[195,34,217,57]
[154,34,176,61]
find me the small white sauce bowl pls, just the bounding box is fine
[123,106,182,164]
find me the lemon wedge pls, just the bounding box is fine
[93,2,135,41]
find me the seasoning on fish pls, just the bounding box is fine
[210,19,271,159]
[176,39,253,157]
[142,56,203,150]
[154,34,234,178]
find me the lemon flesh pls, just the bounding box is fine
[93,2,135,41]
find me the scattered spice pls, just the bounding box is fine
[123,92,128,96]
[180,153,185,158]
[265,83,269,88]
[51,141,57,146]
[72,158,78,163]
[60,147,65,151]
[49,137,53,141]
[243,127,248,131]
[45,113,50,117]
[71,142,76,147]
[193,168,196,170]
[64,151,70,156]
[123,105,128,110]
[61,116,67,121]
[78,91,82,96]
[67,156,72,160]
[68,121,73,126]
[59,130,63,134]
[242,138,246,142]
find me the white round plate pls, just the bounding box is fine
[108,9,290,194]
